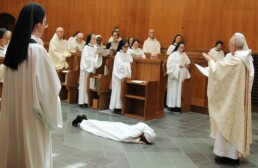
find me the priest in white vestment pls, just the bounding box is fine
[48,27,71,70]
[0,3,63,168]
[166,42,190,112]
[203,33,253,165]
[143,29,161,55]
[128,39,146,58]
[109,40,133,111]
[223,33,254,88]
[166,34,182,55]
[68,32,85,52]
[78,34,103,107]
[209,40,225,61]
[72,115,156,144]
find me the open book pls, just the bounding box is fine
[131,53,143,58]
[96,48,110,57]
[194,64,209,77]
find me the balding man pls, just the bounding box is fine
[68,32,85,52]
[203,33,253,165]
[143,29,161,55]
[49,27,71,70]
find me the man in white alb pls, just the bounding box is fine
[48,27,71,70]
[143,29,161,57]
[68,32,85,52]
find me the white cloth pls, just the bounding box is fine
[0,46,6,83]
[128,47,146,58]
[214,131,238,159]
[209,47,224,61]
[166,44,176,55]
[0,35,63,168]
[109,50,133,110]
[38,37,44,47]
[166,51,190,108]
[68,38,85,52]
[223,52,254,87]
[0,46,6,56]
[48,34,72,70]
[208,49,253,158]
[143,37,161,54]
[80,120,156,143]
[78,45,102,104]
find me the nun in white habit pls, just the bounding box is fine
[166,42,190,112]
[78,34,103,107]
[166,34,182,55]
[209,40,225,61]
[0,3,63,168]
[72,115,156,144]
[109,39,133,111]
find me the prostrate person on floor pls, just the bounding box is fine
[72,115,156,144]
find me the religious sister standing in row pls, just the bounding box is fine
[78,34,103,108]
[106,30,120,55]
[166,42,190,112]
[128,39,146,58]
[209,40,225,61]
[109,40,133,112]
[0,3,63,168]
[166,34,182,55]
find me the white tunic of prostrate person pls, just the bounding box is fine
[78,44,102,105]
[166,51,190,108]
[109,50,133,110]
[48,33,71,70]
[209,47,225,61]
[128,47,146,58]
[143,37,161,54]
[80,120,156,143]
[166,43,177,55]
[0,35,63,168]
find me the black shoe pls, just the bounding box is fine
[79,104,88,108]
[114,108,122,114]
[169,107,176,112]
[72,115,83,127]
[176,107,181,112]
[82,114,87,120]
[215,156,240,165]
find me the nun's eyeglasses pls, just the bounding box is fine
[43,21,49,28]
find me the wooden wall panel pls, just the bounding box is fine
[0,0,258,52]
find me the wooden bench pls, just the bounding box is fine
[59,52,81,103]
[87,56,114,110]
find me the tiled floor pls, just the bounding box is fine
[52,104,258,168]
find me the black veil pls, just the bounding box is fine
[4,3,45,70]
